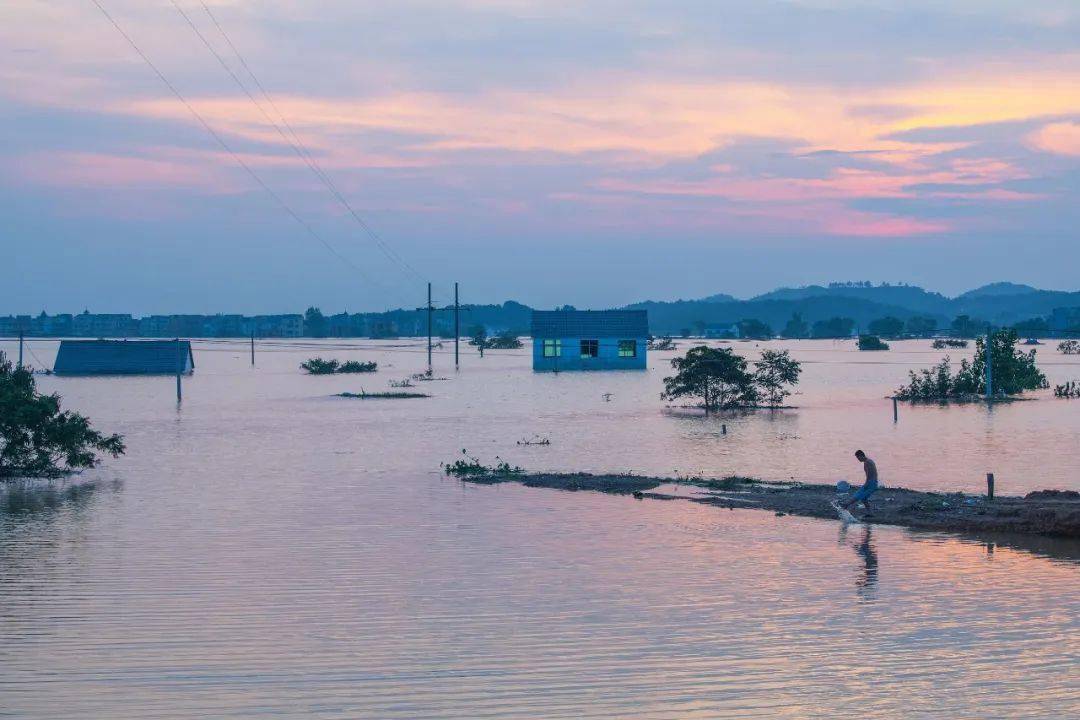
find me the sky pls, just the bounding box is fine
[2,0,1079,313]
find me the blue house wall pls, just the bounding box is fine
[531,337,646,372]
[530,310,648,372]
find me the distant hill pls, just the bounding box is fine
[748,284,950,315]
[699,292,738,304]
[958,282,1039,299]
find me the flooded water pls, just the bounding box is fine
[2,338,1078,718]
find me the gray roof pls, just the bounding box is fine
[54,340,195,375]
[530,310,648,338]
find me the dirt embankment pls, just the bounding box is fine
[460,473,1080,538]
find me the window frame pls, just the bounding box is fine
[580,339,599,358]
[542,338,562,358]
[617,339,637,358]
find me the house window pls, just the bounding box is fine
[580,339,599,358]
[618,340,637,358]
[543,339,561,358]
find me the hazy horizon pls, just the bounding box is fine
[3,1,1078,313]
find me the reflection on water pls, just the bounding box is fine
[0,339,1078,718]
[840,524,879,601]
[0,478,118,516]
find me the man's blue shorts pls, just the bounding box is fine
[851,481,879,502]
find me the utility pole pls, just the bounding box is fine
[175,337,183,403]
[18,328,24,369]
[985,323,993,400]
[454,282,460,369]
[427,282,433,369]
[250,329,255,367]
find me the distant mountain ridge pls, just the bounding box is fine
[616,282,1080,335]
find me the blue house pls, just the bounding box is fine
[531,310,648,372]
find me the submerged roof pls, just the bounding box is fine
[530,310,648,338]
[54,340,194,375]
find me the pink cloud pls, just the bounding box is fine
[823,212,949,237]
[1027,121,1080,156]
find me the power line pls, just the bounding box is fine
[88,0,387,292]
[184,0,428,287]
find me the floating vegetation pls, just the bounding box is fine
[337,390,429,399]
[932,338,969,349]
[1054,381,1080,399]
[388,379,414,388]
[301,358,378,374]
[443,450,523,478]
[1059,340,1080,355]
[858,335,890,351]
[517,436,551,446]
[411,369,448,381]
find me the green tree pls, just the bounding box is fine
[1012,317,1049,337]
[0,352,125,478]
[754,349,802,407]
[867,316,904,338]
[896,329,1048,399]
[304,306,328,338]
[662,346,757,414]
[811,317,855,338]
[781,313,809,339]
[950,315,986,338]
[737,318,773,339]
[906,316,937,337]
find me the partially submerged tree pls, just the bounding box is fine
[895,329,1048,400]
[753,349,802,407]
[0,352,125,478]
[662,346,757,413]
[858,335,890,351]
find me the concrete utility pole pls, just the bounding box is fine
[250,330,255,367]
[175,337,183,403]
[454,282,460,369]
[985,324,993,399]
[427,282,433,369]
[18,328,24,369]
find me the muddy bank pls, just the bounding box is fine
[461,473,1080,538]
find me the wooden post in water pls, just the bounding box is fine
[426,282,433,369]
[893,396,898,423]
[250,330,255,367]
[986,473,995,501]
[721,424,727,435]
[175,337,183,403]
[454,282,460,369]
[17,328,24,369]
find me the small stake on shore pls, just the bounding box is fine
[721,424,727,434]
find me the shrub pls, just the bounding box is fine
[443,450,523,477]
[858,335,890,351]
[932,339,968,349]
[1059,340,1080,355]
[301,357,377,374]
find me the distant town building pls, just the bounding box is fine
[53,340,195,375]
[72,311,137,338]
[531,310,648,372]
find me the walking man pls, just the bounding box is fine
[842,450,880,512]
